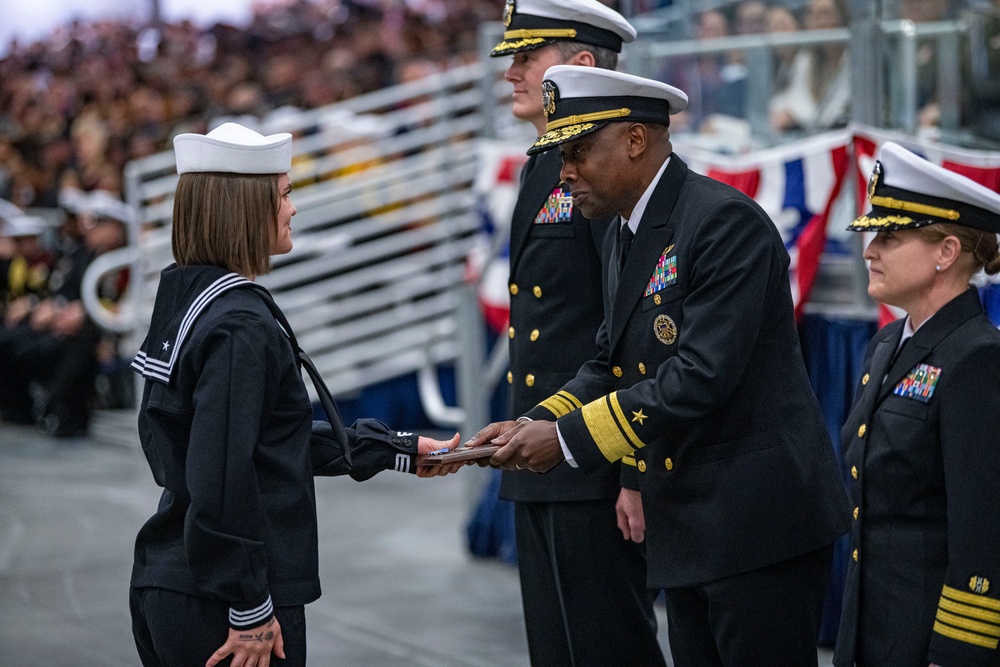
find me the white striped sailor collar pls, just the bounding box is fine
[131,265,287,385]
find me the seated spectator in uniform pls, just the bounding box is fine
[0,207,54,424]
[1,190,130,436]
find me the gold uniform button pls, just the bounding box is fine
[853,506,859,520]
[508,326,515,339]
[526,374,535,387]
[638,362,646,375]
[853,549,859,562]
[858,424,866,438]
[612,366,623,377]
[637,460,647,473]
[851,466,858,479]
[530,329,539,341]
[510,283,519,295]
[654,294,661,305]
[862,373,869,385]
[665,457,674,470]
[533,286,542,298]
[507,371,513,384]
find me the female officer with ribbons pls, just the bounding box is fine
[835,142,1000,667]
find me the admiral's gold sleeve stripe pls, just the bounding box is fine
[537,391,582,418]
[582,393,641,463]
[933,621,1000,649]
[936,610,1000,638]
[608,393,646,450]
[939,597,1000,624]
[943,586,1000,611]
[621,453,637,467]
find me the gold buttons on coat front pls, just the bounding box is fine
[526,374,535,387]
[638,362,646,375]
[862,373,870,385]
[507,371,513,384]
[508,326,515,339]
[510,283,519,295]
[665,458,674,470]
[858,424,867,438]
[853,549,859,562]
[533,286,542,298]
[654,294,662,305]
[853,507,859,520]
[530,329,539,341]
[637,460,647,473]
[612,366,623,377]
[851,466,858,479]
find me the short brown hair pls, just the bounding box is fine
[172,172,279,277]
[917,223,1000,275]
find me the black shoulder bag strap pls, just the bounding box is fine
[251,287,353,468]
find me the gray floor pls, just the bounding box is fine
[0,418,835,666]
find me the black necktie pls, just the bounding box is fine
[618,223,634,276]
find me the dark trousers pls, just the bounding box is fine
[130,587,306,667]
[515,499,665,667]
[662,544,834,667]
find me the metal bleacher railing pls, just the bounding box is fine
[85,62,500,440]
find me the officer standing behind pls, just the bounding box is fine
[834,143,1000,667]
[489,1,664,664]
[469,66,851,666]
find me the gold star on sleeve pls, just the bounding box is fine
[631,409,647,425]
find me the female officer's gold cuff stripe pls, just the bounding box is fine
[943,585,1000,611]
[870,194,960,221]
[538,391,582,418]
[933,621,1000,649]
[503,28,578,40]
[581,393,646,463]
[935,610,1000,638]
[545,108,631,131]
[939,597,1000,624]
[621,453,637,467]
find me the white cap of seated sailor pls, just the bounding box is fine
[172,122,292,175]
[490,0,637,57]
[528,65,688,155]
[850,141,1000,234]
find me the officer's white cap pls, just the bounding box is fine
[529,66,688,154]
[173,122,292,176]
[491,0,636,57]
[1,214,49,238]
[850,142,1000,233]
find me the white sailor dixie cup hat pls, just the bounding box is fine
[528,65,688,155]
[173,122,292,175]
[850,141,1000,234]
[491,0,637,57]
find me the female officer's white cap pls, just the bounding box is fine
[528,65,688,154]
[173,122,292,175]
[491,0,636,56]
[850,142,1000,233]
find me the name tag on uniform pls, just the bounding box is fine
[644,247,677,296]
[534,186,573,224]
[893,363,942,403]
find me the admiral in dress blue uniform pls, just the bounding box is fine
[834,142,1000,667]
[471,66,851,666]
[491,2,664,665]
